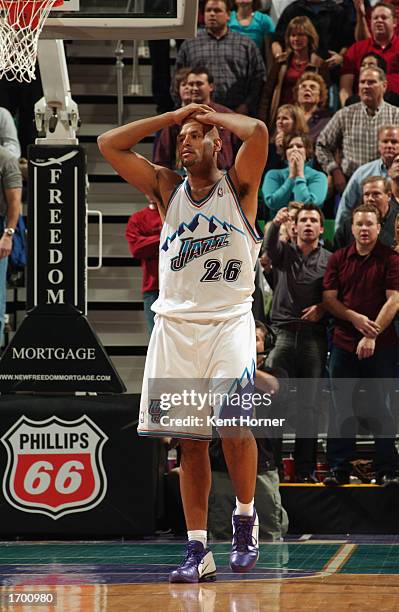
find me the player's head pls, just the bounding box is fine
[177,117,222,169]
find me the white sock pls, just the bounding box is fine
[187,530,207,548]
[235,498,254,516]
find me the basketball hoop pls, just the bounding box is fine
[0,0,64,82]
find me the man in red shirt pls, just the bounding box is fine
[323,203,399,486]
[125,197,162,334]
[340,2,399,106]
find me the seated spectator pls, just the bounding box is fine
[340,2,399,107]
[154,65,240,171]
[270,0,354,85]
[208,320,289,541]
[175,0,266,116]
[228,0,275,50]
[335,124,399,229]
[316,67,399,195]
[266,103,308,171]
[334,176,399,250]
[293,71,331,142]
[259,16,326,127]
[262,132,328,218]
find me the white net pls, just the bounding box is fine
[0,0,63,82]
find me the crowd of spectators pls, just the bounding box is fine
[144,0,399,487]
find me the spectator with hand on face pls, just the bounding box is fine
[262,132,327,218]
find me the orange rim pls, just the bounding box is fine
[2,0,64,29]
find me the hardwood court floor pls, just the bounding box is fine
[0,537,398,611]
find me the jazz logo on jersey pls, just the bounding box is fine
[1,415,108,519]
[170,232,230,271]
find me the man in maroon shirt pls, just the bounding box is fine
[125,197,162,334]
[323,203,399,486]
[153,65,240,171]
[340,2,399,106]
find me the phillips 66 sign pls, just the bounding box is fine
[1,415,108,519]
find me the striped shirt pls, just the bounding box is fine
[175,29,266,116]
[315,101,399,177]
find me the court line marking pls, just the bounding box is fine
[322,543,357,576]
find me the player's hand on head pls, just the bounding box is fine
[193,109,218,125]
[173,103,214,125]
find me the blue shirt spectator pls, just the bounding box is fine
[262,132,327,217]
[228,3,275,49]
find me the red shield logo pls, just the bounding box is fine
[1,415,108,519]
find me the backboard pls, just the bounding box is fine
[43,0,198,40]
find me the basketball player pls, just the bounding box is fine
[98,103,268,582]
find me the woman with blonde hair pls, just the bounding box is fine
[259,16,328,128]
[266,103,308,171]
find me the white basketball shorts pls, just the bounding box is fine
[137,311,257,440]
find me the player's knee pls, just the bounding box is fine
[219,426,254,446]
[180,439,209,465]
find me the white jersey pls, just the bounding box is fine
[152,173,262,321]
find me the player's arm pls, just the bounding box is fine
[196,111,268,224]
[98,104,212,216]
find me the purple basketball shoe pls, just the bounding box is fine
[230,508,259,572]
[169,540,217,583]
